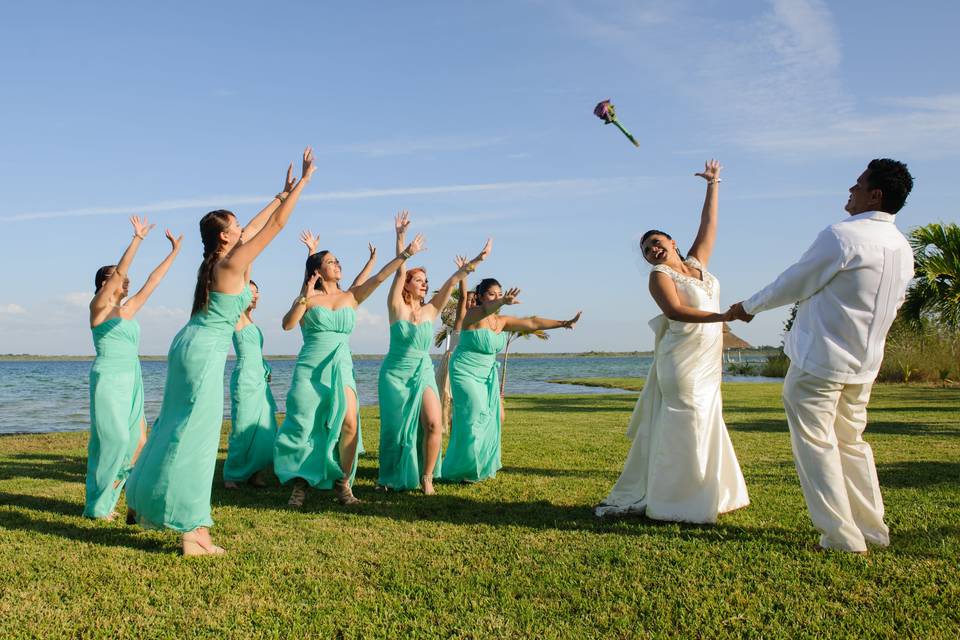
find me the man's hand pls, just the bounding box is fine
[728,302,754,323]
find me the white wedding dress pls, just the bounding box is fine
[596,256,749,523]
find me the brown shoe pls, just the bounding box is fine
[288,478,308,508]
[334,478,361,505]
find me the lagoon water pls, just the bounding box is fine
[0,355,775,435]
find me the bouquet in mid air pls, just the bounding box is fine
[593,99,639,148]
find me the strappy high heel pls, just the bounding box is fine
[421,475,436,496]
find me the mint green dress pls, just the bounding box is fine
[224,323,278,483]
[126,286,252,532]
[377,320,442,490]
[274,306,362,488]
[441,328,508,482]
[83,318,145,518]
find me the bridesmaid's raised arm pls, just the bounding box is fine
[686,159,722,268]
[349,243,377,289]
[463,287,521,327]
[241,164,296,244]
[499,311,582,333]
[121,230,183,318]
[227,147,316,276]
[352,226,424,306]
[427,239,492,315]
[282,269,321,331]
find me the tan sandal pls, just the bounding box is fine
[334,478,360,505]
[288,478,308,508]
[421,475,436,496]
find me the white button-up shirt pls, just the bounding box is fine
[744,211,914,384]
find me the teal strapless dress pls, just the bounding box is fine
[441,328,507,482]
[224,323,278,483]
[126,286,252,532]
[274,306,362,488]
[377,320,441,490]
[83,318,145,518]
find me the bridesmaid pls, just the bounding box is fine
[275,218,426,507]
[300,229,377,288]
[378,211,491,494]
[298,230,377,458]
[223,279,278,489]
[84,216,181,520]
[127,149,315,555]
[441,279,581,483]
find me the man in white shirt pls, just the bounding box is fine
[731,159,915,553]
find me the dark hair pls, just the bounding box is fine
[475,278,501,299]
[94,265,117,293]
[865,158,913,214]
[192,210,235,315]
[303,251,331,289]
[640,229,684,261]
[248,279,258,290]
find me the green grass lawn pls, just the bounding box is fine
[1,382,958,638]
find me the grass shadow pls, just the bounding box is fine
[0,453,86,483]
[877,460,960,488]
[0,492,169,553]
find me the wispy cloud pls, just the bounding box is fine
[324,135,507,157]
[0,303,26,315]
[1,177,643,223]
[557,0,960,158]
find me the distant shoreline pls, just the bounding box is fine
[0,349,779,362]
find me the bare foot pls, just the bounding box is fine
[224,481,240,490]
[248,471,269,488]
[182,528,226,557]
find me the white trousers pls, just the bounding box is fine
[782,365,889,552]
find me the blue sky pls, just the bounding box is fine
[1,1,958,355]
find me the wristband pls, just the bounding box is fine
[296,296,308,306]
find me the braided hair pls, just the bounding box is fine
[192,210,235,315]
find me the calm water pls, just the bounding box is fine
[0,355,775,434]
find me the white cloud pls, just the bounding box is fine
[325,135,507,157]
[0,177,642,223]
[557,0,960,158]
[0,303,26,315]
[61,292,91,308]
[353,306,385,328]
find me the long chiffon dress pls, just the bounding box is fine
[595,256,749,523]
[126,285,252,532]
[83,318,145,518]
[273,306,362,488]
[223,323,278,483]
[377,320,441,490]
[441,328,507,482]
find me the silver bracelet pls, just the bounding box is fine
[708,178,721,185]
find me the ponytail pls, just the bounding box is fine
[192,210,235,315]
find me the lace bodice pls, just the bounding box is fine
[651,256,719,312]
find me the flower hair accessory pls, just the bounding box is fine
[593,99,640,148]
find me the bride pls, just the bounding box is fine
[595,160,749,523]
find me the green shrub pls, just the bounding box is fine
[760,352,790,378]
[878,317,959,383]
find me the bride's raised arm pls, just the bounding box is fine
[686,159,722,268]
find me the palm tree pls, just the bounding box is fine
[500,325,549,396]
[902,222,960,330]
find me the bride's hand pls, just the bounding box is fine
[695,159,722,182]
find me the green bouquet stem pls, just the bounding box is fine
[611,119,640,147]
